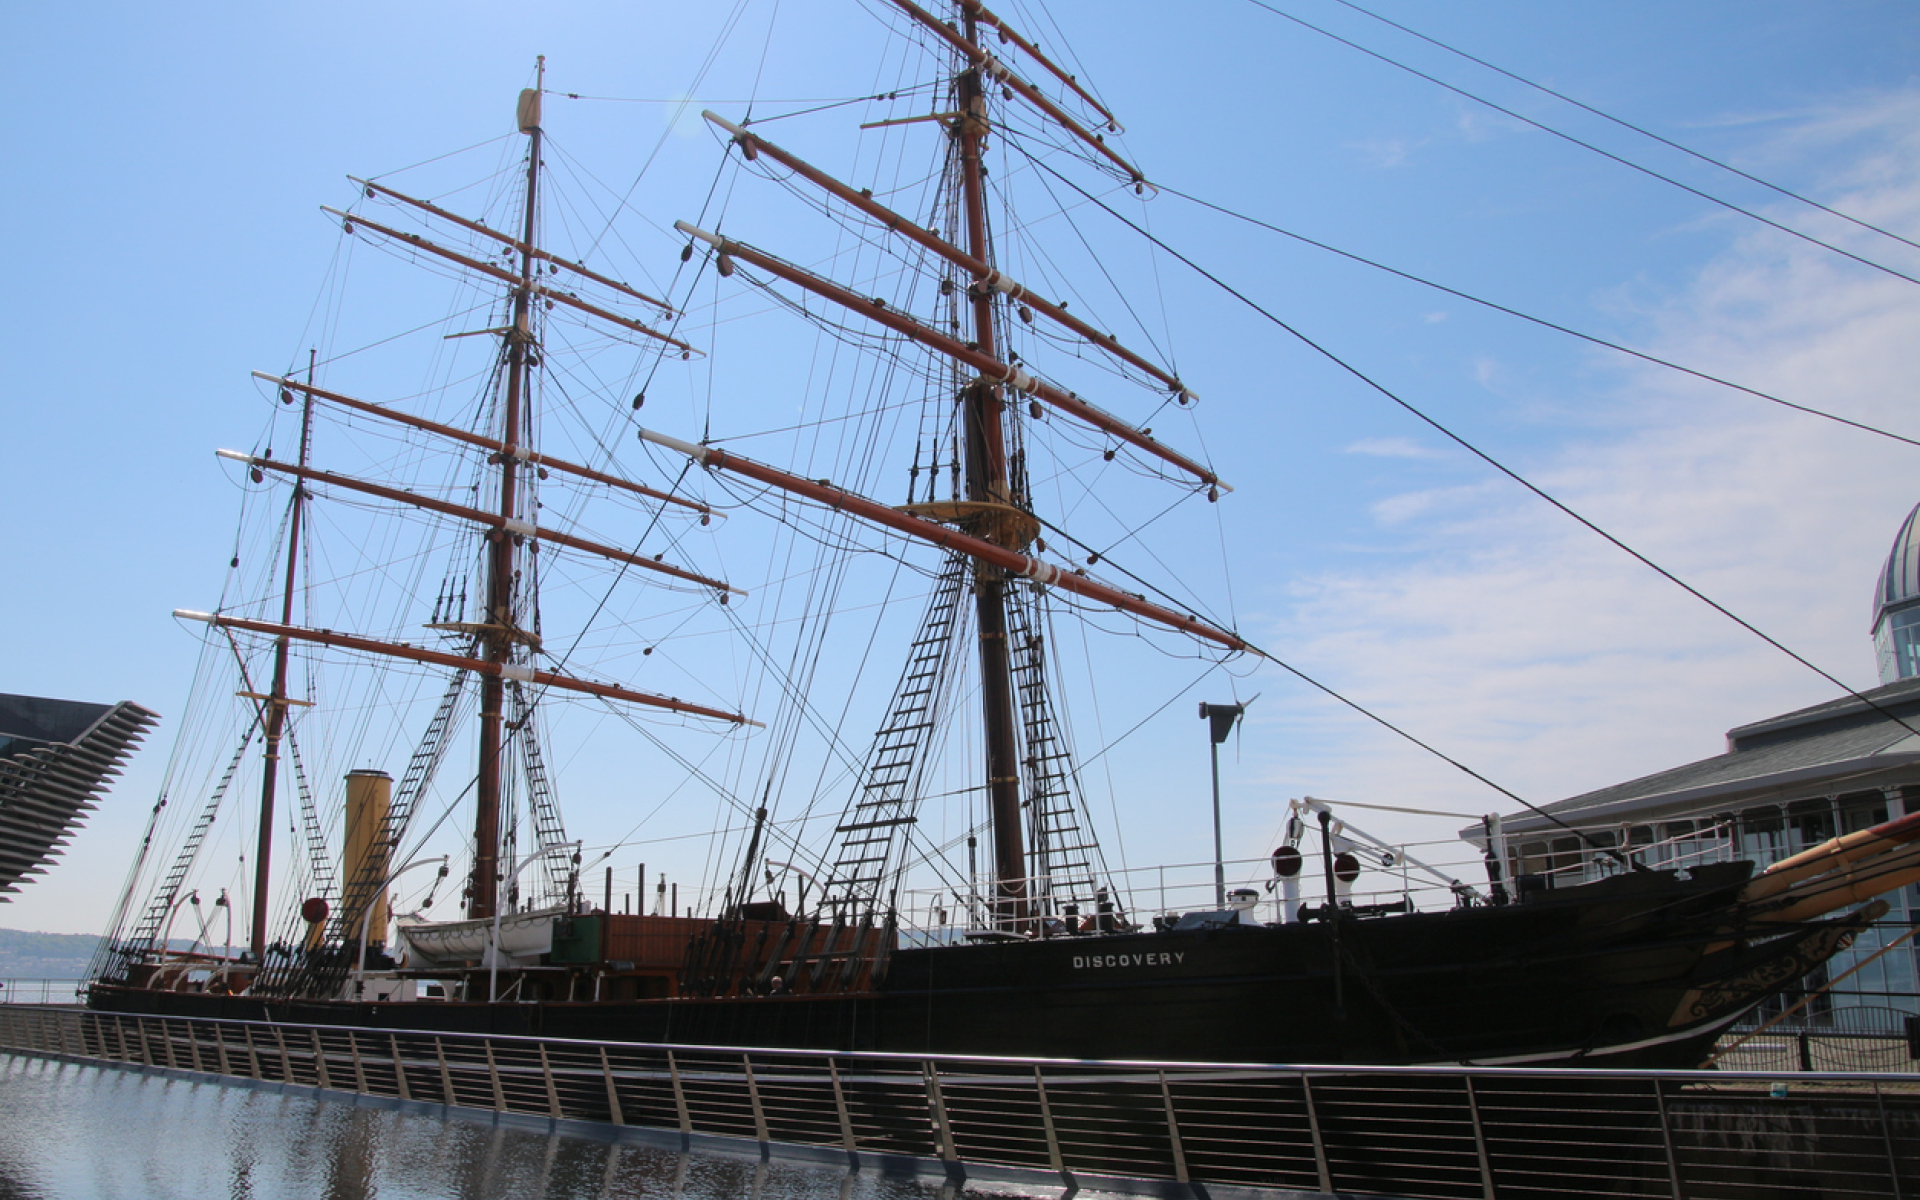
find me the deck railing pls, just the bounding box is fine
[2,1004,1916,1199]
[0,978,85,1005]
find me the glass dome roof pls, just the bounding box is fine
[1872,501,1920,684]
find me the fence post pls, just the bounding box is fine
[1301,1073,1334,1196]
[160,1020,179,1071]
[923,1062,958,1166]
[349,1030,368,1094]
[1873,1079,1904,1200]
[829,1059,856,1161]
[305,1029,329,1089]
[243,1026,262,1081]
[668,1050,693,1145]
[1034,1066,1065,1179]
[1464,1074,1496,1200]
[540,1043,561,1118]
[484,1040,506,1111]
[187,1020,207,1074]
[744,1055,770,1147]
[215,1023,232,1077]
[600,1047,624,1126]
[273,1025,292,1084]
[1652,1077,1686,1200]
[1157,1069,1190,1186]
[390,1034,411,1103]
[435,1037,454,1106]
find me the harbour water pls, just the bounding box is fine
[0,1054,1072,1200]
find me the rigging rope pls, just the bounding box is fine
[1239,0,1920,289]
[1017,146,1920,856]
[1325,0,1920,258]
[1152,179,1920,450]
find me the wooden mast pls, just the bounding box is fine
[249,351,317,960]
[952,6,1028,927]
[471,62,545,923]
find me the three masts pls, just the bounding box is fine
[172,3,1247,981]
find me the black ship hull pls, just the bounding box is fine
[89,864,1871,1069]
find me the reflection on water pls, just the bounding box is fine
[0,1055,1077,1200]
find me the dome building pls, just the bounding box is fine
[1472,504,1920,1047]
[1873,501,1920,685]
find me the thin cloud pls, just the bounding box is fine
[1346,437,1447,460]
[1253,89,1920,841]
[1354,135,1430,169]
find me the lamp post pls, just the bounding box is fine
[490,840,581,1002]
[1200,701,1247,908]
[353,855,450,998]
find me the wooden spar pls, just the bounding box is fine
[703,113,1193,402]
[175,610,760,727]
[1741,808,1920,904]
[637,427,1248,653]
[323,207,700,357]
[1750,852,1920,925]
[253,373,713,517]
[350,177,677,315]
[674,222,1226,492]
[880,0,1143,184]
[219,450,743,596]
[956,0,1119,132]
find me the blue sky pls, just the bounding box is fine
[5,0,1920,936]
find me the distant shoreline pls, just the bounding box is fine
[0,927,100,982]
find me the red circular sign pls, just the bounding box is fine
[300,897,330,924]
[1333,852,1361,883]
[1271,845,1303,877]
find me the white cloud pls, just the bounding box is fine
[1355,135,1429,169]
[1249,90,1920,850]
[1345,436,1446,460]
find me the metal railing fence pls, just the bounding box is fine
[2,1005,1915,1200]
[0,979,85,1005]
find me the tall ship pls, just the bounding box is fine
[88,2,1920,1068]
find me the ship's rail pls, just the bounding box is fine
[892,849,1480,940]
[0,978,85,1005]
[3,1005,1916,1199]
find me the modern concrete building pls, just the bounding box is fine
[0,694,158,903]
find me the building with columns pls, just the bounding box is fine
[1485,503,1920,1021]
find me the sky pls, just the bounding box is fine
[4,0,1920,937]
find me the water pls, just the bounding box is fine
[0,1055,1076,1200]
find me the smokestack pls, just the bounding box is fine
[345,769,393,950]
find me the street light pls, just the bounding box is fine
[1200,700,1250,908]
[352,855,450,998]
